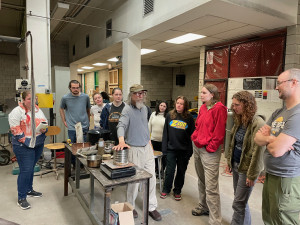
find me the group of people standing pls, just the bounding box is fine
[8,68,300,225]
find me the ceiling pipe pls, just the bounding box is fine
[1,2,25,11]
[0,35,22,43]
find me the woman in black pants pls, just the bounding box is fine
[160,96,195,201]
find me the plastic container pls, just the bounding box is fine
[44,151,52,161]
[97,138,104,155]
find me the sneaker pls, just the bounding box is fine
[192,206,209,216]
[149,209,162,221]
[133,209,138,218]
[173,193,182,201]
[27,190,43,198]
[17,198,31,210]
[160,192,168,199]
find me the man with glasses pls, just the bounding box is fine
[254,68,300,225]
[114,84,162,221]
[60,80,91,167]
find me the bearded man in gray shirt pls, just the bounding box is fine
[254,68,300,225]
[114,84,162,222]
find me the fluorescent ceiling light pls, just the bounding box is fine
[92,63,108,66]
[77,69,84,72]
[141,48,156,55]
[107,57,118,62]
[81,66,94,69]
[165,33,206,44]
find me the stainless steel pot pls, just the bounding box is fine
[87,155,102,168]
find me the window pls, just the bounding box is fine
[106,19,112,38]
[86,35,89,48]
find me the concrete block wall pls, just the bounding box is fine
[198,46,206,109]
[172,64,200,109]
[141,66,173,108]
[98,69,109,93]
[84,72,95,100]
[51,40,69,67]
[285,1,300,69]
[0,54,20,106]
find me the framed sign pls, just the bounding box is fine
[243,78,262,90]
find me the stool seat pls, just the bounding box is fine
[45,143,65,150]
[154,151,163,158]
[42,143,65,179]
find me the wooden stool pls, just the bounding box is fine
[153,151,163,193]
[43,143,65,179]
[41,126,64,179]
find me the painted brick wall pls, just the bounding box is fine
[285,1,300,70]
[0,53,20,107]
[84,72,95,102]
[51,40,69,67]
[98,69,109,93]
[141,66,173,108]
[172,64,200,109]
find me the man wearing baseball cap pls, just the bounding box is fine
[114,84,162,221]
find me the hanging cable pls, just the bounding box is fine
[27,11,129,35]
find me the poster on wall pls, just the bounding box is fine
[206,52,213,64]
[243,78,262,90]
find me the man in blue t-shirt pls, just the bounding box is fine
[255,68,300,225]
[60,80,91,166]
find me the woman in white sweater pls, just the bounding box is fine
[148,101,168,174]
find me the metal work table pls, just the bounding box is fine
[64,143,152,225]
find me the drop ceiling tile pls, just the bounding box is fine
[194,20,247,36]
[150,42,174,50]
[141,39,161,48]
[147,30,186,42]
[212,25,266,39]
[183,36,224,47]
[173,15,227,33]
[163,44,196,52]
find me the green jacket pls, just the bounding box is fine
[227,115,265,181]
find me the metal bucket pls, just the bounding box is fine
[113,148,128,166]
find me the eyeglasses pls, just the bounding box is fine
[133,91,147,97]
[276,79,293,86]
[71,87,80,89]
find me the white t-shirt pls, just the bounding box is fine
[91,104,106,128]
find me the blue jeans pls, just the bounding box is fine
[231,162,255,225]
[13,144,44,200]
[68,128,88,166]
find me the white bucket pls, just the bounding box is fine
[44,151,52,161]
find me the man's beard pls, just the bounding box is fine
[135,100,144,109]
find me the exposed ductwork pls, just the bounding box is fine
[0,35,21,43]
[50,2,69,33]
[51,0,91,41]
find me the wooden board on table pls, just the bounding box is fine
[102,159,134,170]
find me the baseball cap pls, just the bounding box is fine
[130,84,147,93]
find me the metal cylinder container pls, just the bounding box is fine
[113,148,128,166]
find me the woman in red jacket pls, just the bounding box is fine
[191,84,227,225]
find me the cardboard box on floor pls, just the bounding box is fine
[110,202,134,225]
